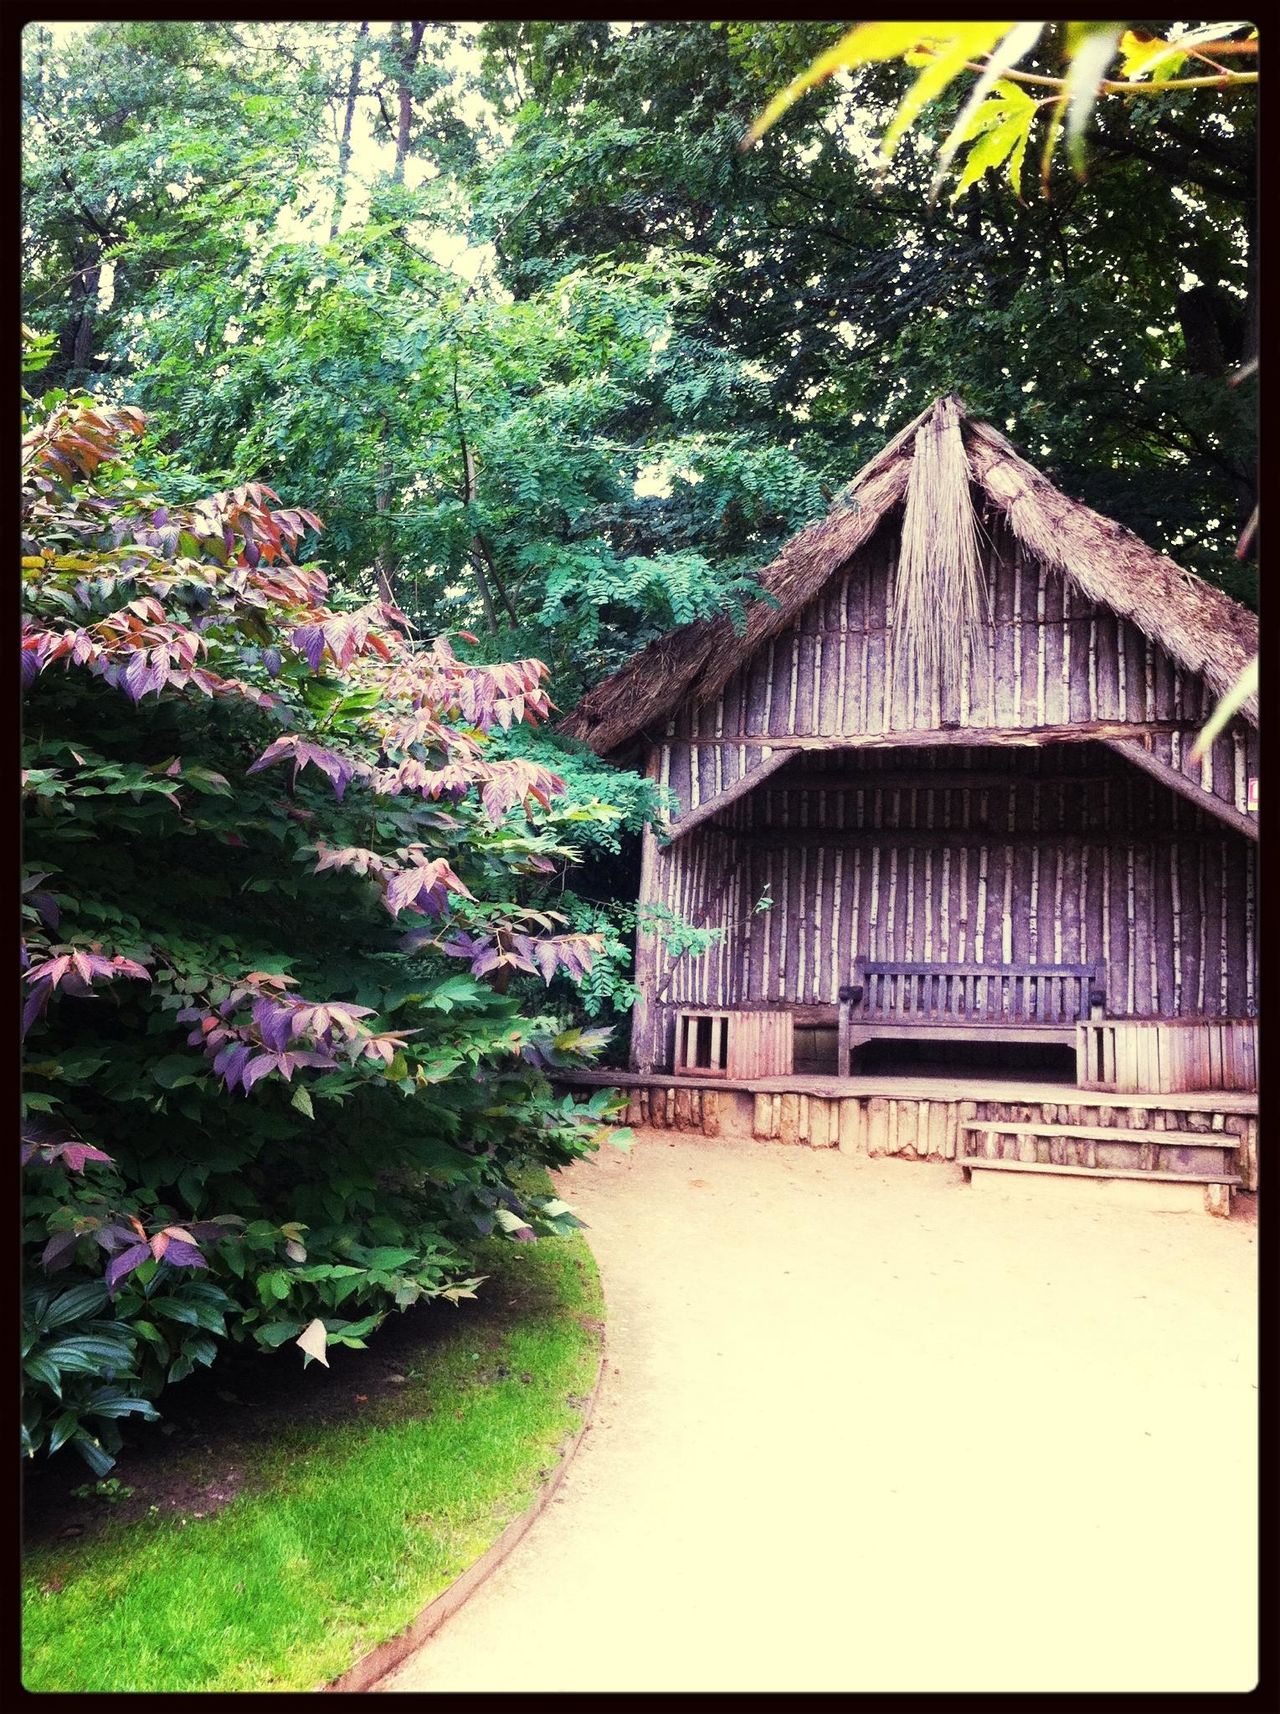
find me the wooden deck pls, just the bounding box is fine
[559,1067,1258,1116]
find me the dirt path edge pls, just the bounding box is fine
[322,1341,607,1694]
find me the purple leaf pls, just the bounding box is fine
[291,625,325,670]
[123,650,151,703]
[160,1239,207,1270]
[41,1230,81,1271]
[241,1052,278,1092]
[213,1042,253,1091]
[55,1142,114,1172]
[106,1242,152,1293]
[22,982,51,1036]
[252,996,293,1053]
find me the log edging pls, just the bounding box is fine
[322,1341,607,1694]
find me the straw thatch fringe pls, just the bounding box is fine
[560,395,1258,754]
[891,397,988,709]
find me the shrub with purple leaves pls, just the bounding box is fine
[22,368,628,1473]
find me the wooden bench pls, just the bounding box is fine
[837,959,1104,1073]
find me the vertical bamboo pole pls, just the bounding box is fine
[1171,844,1183,1014]
[1197,842,1207,1013]
[812,846,825,1001]
[631,746,665,1070]
[904,847,916,960]
[1035,562,1047,726]
[1012,551,1023,724]
[761,640,776,738]
[976,845,989,963]
[777,847,791,1001]
[1126,844,1137,1015]
[940,846,952,960]
[851,847,863,970]
[796,845,809,1002]
[923,848,934,962]
[1245,847,1256,1016]
[1219,841,1229,1015]
[1088,614,1099,718]
[868,846,881,961]
[957,846,969,963]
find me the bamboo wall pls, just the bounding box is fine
[641,751,1257,1070]
[654,516,1258,837]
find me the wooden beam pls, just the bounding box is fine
[663,745,794,841]
[671,720,1186,752]
[753,769,1119,793]
[738,829,1237,849]
[664,724,1191,837]
[1104,737,1258,842]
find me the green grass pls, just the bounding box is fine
[22,1206,604,1693]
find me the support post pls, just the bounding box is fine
[630,747,665,1072]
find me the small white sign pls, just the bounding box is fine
[1247,776,1258,811]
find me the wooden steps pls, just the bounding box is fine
[961,1121,1235,1148]
[960,1113,1243,1215]
[961,1158,1240,1186]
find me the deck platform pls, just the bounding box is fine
[559,1067,1257,1116]
[555,1068,1259,1206]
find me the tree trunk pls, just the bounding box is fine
[1242,198,1258,366]
[392,21,427,185]
[329,21,369,241]
[374,480,399,608]
[58,237,102,382]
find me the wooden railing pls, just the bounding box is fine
[1077,1018,1257,1094]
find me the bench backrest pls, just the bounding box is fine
[848,960,1101,1026]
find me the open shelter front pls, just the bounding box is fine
[651,739,1257,1086]
[561,397,1258,1210]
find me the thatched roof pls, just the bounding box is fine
[561,395,1257,754]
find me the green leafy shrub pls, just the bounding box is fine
[21,375,628,1472]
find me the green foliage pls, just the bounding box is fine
[23,1219,604,1692]
[22,380,629,1470]
[471,20,1256,605]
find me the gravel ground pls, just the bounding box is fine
[379,1134,1257,1694]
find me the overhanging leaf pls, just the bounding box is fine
[1188,657,1257,764]
[948,86,1036,202]
[1118,21,1250,83]
[1063,22,1122,176]
[743,21,1011,149]
[931,21,1044,200]
[881,23,1015,162]
[295,1317,329,1367]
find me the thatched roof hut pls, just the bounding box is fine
[562,395,1257,759]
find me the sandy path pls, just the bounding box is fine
[379,1134,1257,1694]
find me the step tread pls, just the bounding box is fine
[961,1158,1240,1185]
[960,1122,1234,1146]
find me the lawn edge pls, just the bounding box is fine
[322,1338,607,1694]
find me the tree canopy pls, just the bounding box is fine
[24,19,1257,651]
